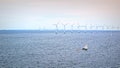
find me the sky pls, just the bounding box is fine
[0,0,120,30]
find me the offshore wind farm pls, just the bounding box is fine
[0,0,120,68]
[0,24,120,68]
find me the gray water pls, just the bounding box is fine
[0,31,120,68]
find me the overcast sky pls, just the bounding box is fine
[0,0,120,30]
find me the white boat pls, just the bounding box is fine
[82,44,88,50]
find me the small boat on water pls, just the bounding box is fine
[82,44,88,51]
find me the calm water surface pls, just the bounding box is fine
[0,31,120,68]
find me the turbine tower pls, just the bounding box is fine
[38,26,41,31]
[96,25,99,30]
[89,24,94,34]
[95,24,99,31]
[116,26,120,30]
[96,25,103,31]
[102,25,105,31]
[70,24,74,33]
[62,23,67,34]
[85,25,87,30]
[82,25,87,31]
[53,23,59,34]
[117,26,120,30]
[89,24,93,30]
[106,25,110,30]
[84,25,87,33]
[77,24,80,33]
[110,25,113,36]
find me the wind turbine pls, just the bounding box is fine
[96,25,99,30]
[77,23,80,33]
[70,23,75,33]
[62,23,68,34]
[89,24,93,30]
[110,25,114,36]
[53,23,59,34]
[115,26,120,31]
[91,25,95,35]
[102,26,105,32]
[89,24,94,33]
[106,25,110,30]
[117,26,120,30]
[82,25,87,33]
[96,25,103,31]
[100,26,103,30]
[84,25,87,30]
[94,25,99,33]
[96,25,100,31]
[38,26,41,31]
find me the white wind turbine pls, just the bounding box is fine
[82,25,87,33]
[96,25,99,30]
[77,23,80,33]
[102,25,105,31]
[53,22,59,34]
[96,25,103,31]
[110,25,114,36]
[89,24,93,30]
[117,26,120,30]
[38,26,41,31]
[84,25,87,31]
[70,23,75,33]
[115,26,120,31]
[106,25,110,30]
[95,25,99,30]
[100,25,104,31]
[62,23,68,34]
[89,24,94,34]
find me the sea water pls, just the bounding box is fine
[0,30,120,68]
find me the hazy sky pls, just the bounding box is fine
[0,0,120,30]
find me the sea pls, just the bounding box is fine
[0,30,120,68]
